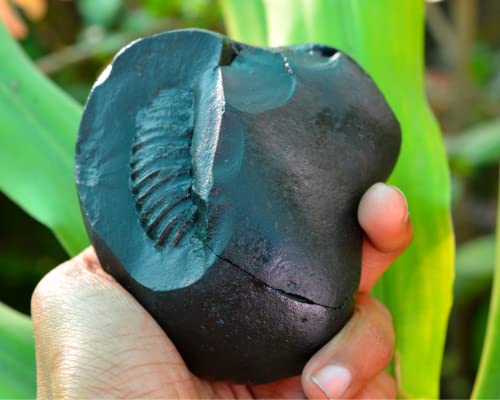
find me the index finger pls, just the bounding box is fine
[358,183,413,293]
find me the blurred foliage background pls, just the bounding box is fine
[0,0,498,398]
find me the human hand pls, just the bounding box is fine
[32,182,412,399]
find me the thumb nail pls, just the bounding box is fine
[312,365,351,399]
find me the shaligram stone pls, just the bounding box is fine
[75,29,401,384]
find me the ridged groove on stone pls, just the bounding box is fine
[130,88,198,248]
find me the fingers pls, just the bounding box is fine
[353,372,397,399]
[249,376,305,399]
[31,247,202,399]
[358,183,413,292]
[302,294,395,399]
[300,183,405,398]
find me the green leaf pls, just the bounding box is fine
[220,1,455,398]
[0,23,88,255]
[455,235,496,304]
[471,298,490,375]
[0,303,36,399]
[472,173,500,399]
[219,0,267,46]
[446,118,500,170]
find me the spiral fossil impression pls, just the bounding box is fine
[76,29,401,384]
[130,88,197,248]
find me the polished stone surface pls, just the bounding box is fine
[76,29,401,384]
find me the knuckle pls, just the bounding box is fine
[361,299,395,367]
[387,377,398,399]
[31,261,71,316]
[372,297,394,326]
[32,248,112,318]
[367,320,394,366]
[355,294,394,330]
[32,254,109,331]
[377,372,398,399]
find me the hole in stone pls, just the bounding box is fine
[220,40,248,66]
[311,45,338,58]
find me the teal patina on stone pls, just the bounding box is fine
[76,29,401,384]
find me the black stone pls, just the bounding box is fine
[75,29,401,384]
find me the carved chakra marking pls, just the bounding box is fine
[130,88,198,247]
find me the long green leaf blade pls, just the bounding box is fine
[220,1,455,398]
[219,0,268,46]
[0,23,88,255]
[455,235,496,304]
[472,173,500,399]
[0,303,36,398]
[446,117,500,169]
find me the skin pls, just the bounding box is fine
[31,182,413,399]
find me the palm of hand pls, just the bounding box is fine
[33,249,304,398]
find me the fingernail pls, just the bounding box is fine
[312,365,351,399]
[388,185,409,223]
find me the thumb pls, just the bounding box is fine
[301,294,396,399]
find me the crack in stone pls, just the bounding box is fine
[205,244,348,310]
